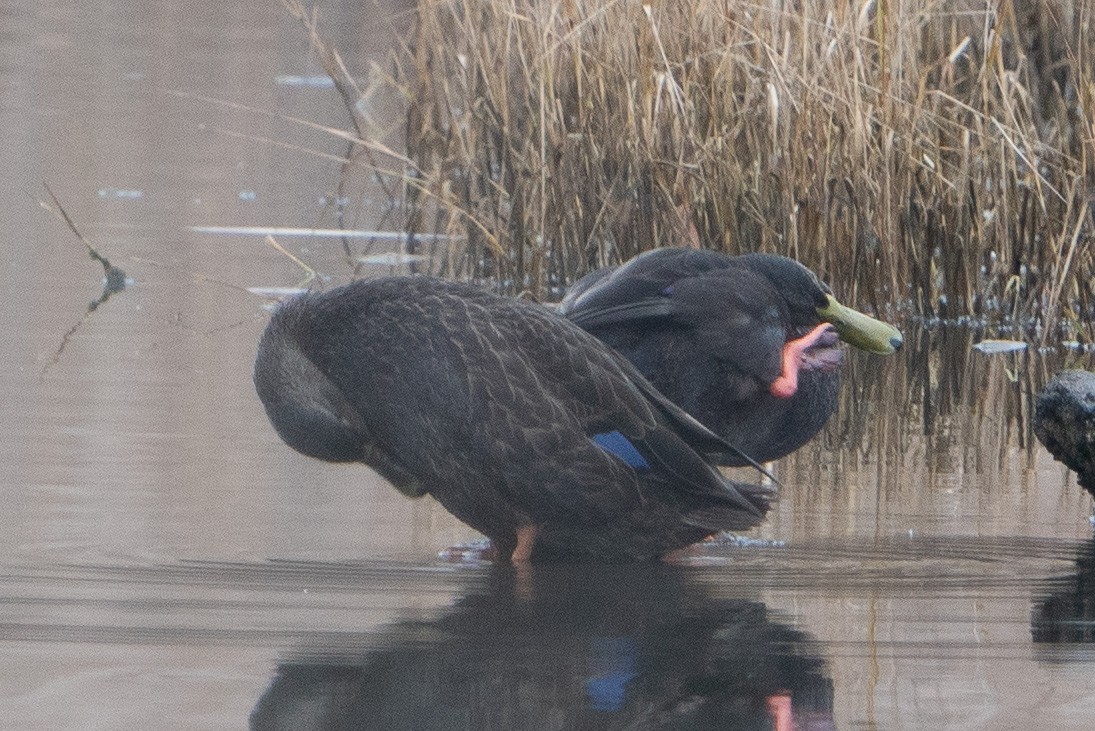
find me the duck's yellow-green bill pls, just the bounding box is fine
[817,294,903,355]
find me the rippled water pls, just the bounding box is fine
[3,1,1095,729]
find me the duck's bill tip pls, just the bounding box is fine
[818,295,903,356]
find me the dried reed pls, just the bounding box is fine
[372,0,1094,337]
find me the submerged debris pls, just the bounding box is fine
[40,183,128,304]
[38,184,130,376]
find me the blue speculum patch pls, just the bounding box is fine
[591,431,650,469]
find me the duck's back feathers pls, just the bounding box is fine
[559,249,843,465]
[255,276,772,560]
[561,250,792,393]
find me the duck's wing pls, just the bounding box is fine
[559,247,733,326]
[474,294,773,529]
[561,250,790,391]
[604,346,777,482]
[290,277,772,533]
[558,264,616,311]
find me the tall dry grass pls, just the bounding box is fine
[381,0,1093,335]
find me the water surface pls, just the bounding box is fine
[2,1,1095,729]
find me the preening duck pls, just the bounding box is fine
[559,249,903,465]
[254,275,773,562]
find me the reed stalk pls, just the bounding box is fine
[379,0,1093,336]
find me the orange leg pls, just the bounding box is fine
[769,323,837,399]
[511,525,539,563]
[662,533,717,563]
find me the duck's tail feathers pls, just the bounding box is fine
[684,481,775,532]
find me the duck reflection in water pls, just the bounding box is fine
[1033,539,1095,645]
[250,564,834,730]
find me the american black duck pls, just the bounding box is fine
[558,248,903,464]
[254,276,772,562]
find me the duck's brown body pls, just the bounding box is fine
[254,276,772,561]
[560,249,902,464]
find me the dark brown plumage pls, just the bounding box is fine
[254,275,772,561]
[559,249,903,464]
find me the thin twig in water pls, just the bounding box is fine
[263,234,317,282]
[37,184,131,377]
[38,183,127,290]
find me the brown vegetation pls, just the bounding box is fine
[338,0,1093,337]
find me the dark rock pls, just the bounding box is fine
[1034,370,1095,498]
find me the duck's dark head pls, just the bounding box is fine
[736,253,903,355]
[254,304,369,463]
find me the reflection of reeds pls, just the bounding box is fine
[774,326,1095,539]
[390,0,1092,333]
[812,325,1041,472]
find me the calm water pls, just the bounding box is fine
[3,1,1095,729]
